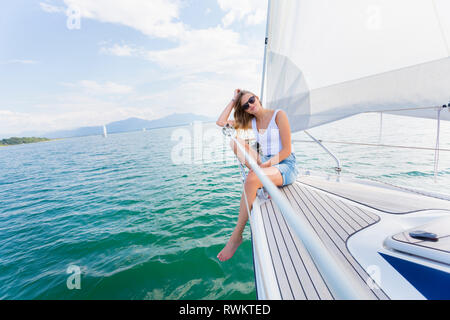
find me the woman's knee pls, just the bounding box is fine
[245,171,261,188]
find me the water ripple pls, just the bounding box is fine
[0,117,448,299]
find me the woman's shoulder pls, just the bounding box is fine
[273,109,289,129]
[274,109,287,121]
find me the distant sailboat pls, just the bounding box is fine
[102,125,107,138]
[142,128,146,132]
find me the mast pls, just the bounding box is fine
[260,0,271,104]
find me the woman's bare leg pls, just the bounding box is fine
[229,137,261,169]
[217,167,283,262]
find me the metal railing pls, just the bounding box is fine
[223,125,372,300]
[303,130,341,175]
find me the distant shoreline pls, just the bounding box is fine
[0,137,58,147]
[0,121,217,142]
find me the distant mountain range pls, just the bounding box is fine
[40,113,214,139]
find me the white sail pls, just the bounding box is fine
[103,125,107,138]
[264,0,450,132]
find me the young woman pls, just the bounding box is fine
[216,89,299,262]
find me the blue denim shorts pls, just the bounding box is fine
[260,152,299,186]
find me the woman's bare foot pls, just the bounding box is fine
[217,236,243,262]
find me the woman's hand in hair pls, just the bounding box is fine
[233,89,241,101]
[216,89,240,127]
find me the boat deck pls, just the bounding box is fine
[254,179,391,300]
[297,175,450,213]
[386,216,450,265]
[251,174,450,300]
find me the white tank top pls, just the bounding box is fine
[252,109,283,156]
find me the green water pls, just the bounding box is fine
[0,124,255,299]
[0,114,449,299]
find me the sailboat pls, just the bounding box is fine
[227,0,450,300]
[103,125,108,138]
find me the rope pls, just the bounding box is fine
[223,124,253,219]
[237,160,252,223]
[434,108,442,182]
[363,105,444,113]
[432,0,450,56]
[378,112,383,143]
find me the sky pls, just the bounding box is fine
[0,0,268,138]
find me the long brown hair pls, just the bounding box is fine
[232,90,259,131]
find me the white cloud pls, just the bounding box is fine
[80,80,133,95]
[100,44,135,57]
[133,75,260,119]
[145,27,262,76]
[62,0,185,39]
[19,0,269,137]
[101,26,265,112]
[44,0,266,81]
[39,2,64,13]
[99,26,265,92]
[217,0,267,27]
[62,80,134,95]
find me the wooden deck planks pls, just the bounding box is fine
[269,200,334,300]
[256,181,389,300]
[265,201,307,300]
[260,202,294,300]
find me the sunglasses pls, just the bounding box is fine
[242,96,256,110]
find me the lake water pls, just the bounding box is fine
[0,113,448,299]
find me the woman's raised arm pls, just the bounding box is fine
[216,89,240,127]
